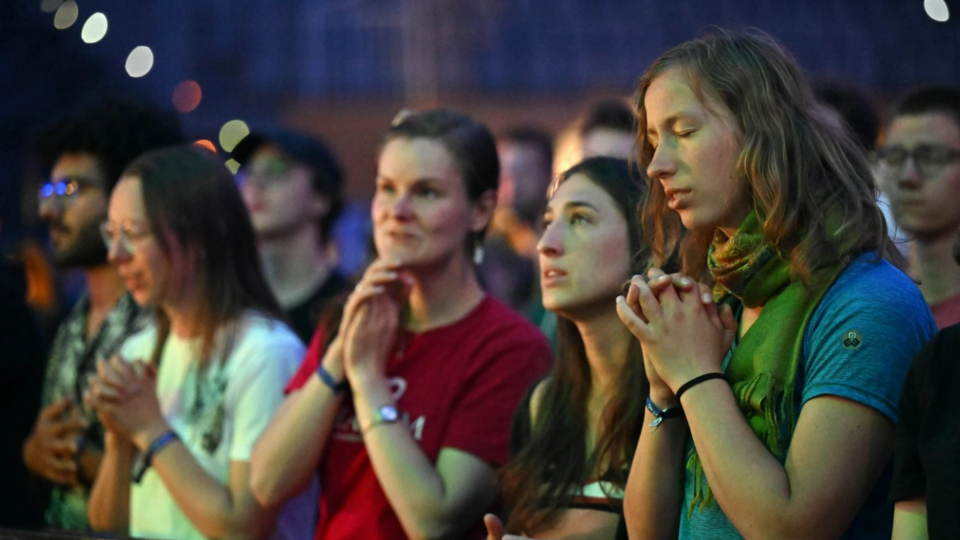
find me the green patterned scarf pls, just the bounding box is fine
[687,211,844,515]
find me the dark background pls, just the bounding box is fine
[3,0,959,249]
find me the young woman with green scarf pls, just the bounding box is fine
[616,31,936,540]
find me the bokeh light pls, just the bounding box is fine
[225,159,241,174]
[218,120,250,153]
[40,0,64,14]
[81,12,108,44]
[193,139,217,154]
[172,81,203,113]
[125,46,154,78]
[53,0,79,30]
[924,0,950,21]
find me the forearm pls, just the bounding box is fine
[892,499,928,540]
[78,445,103,485]
[88,433,134,533]
[147,438,269,540]
[250,374,343,506]
[353,377,468,540]
[623,407,688,540]
[681,380,809,539]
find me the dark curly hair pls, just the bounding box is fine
[33,97,183,190]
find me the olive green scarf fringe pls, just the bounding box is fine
[687,211,843,516]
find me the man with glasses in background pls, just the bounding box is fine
[876,86,960,329]
[233,129,351,345]
[23,99,181,531]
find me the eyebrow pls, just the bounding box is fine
[546,200,600,214]
[376,175,445,185]
[646,112,698,137]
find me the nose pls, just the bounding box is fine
[239,181,263,205]
[537,220,564,258]
[106,235,132,264]
[38,197,62,221]
[646,142,677,180]
[897,156,923,190]
[391,192,415,220]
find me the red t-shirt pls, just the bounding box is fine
[286,296,552,540]
[931,293,960,330]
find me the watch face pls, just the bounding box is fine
[379,405,400,422]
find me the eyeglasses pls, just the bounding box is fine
[874,144,960,178]
[38,176,98,208]
[99,220,152,254]
[235,159,294,190]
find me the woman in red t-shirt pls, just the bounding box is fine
[250,108,551,540]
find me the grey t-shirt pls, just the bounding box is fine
[679,253,935,540]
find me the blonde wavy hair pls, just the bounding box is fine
[633,30,903,283]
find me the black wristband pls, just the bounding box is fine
[676,372,725,402]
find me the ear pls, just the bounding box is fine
[308,193,332,219]
[470,190,497,234]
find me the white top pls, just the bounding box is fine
[122,312,315,540]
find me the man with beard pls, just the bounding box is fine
[22,99,181,531]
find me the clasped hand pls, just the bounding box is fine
[335,258,413,387]
[83,356,166,450]
[616,268,737,398]
[22,398,88,485]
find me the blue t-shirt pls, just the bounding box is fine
[679,253,936,540]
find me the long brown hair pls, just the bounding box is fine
[123,145,283,362]
[634,30,904,281]
[500,157,650,535]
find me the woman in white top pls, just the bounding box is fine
[85,145,312,540]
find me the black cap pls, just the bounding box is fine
[232,128,344,196]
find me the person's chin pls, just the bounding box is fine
[129,289,157,308]
[542,293,574,314]
[677,211,712,233]
[379,244,421,265]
